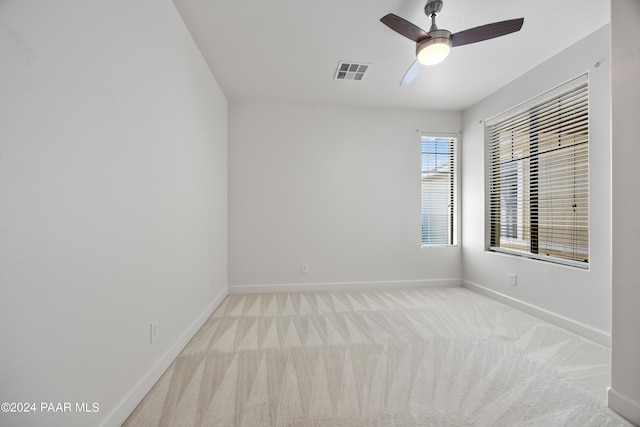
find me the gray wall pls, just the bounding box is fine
[461,25,612,344]
[228,102,462,292]
[0,1,228,426]
[610,0,640,423]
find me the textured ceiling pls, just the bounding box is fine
[172,0,609,111]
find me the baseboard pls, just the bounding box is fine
[608,386,640,425]
[463,280,610,347]
[228,278,462,294]
[100,287,228,427]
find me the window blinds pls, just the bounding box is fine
[486,75,589,266]
[421,135,456,246]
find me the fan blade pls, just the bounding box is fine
[451,18,524,47]
[380,14,430,43]
[400,59,424,86]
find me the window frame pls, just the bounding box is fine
[484,74,590,268]
[421,132,458,248]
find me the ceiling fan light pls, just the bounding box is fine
[417,34,452,66]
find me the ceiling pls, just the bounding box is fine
[172,0,608,111]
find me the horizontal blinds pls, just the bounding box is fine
[421,135,455,246]
[487,77,589,265]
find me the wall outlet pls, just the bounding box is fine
[150,321,159,343]
[509,273,518,286]
[301,263,309,273]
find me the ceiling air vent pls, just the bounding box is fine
[334,62,369,81]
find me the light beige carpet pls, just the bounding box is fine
[124,287,631,426]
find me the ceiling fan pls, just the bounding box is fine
[380,0,524,86]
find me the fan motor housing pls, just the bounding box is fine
[416,29,452,65]
[417,29,452,51]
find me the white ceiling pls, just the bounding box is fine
[172,0,608,111]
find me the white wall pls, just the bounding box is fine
[461,25,611,344]
[609,0,640,423]
[228,102,461,292]
[0,1,228,426]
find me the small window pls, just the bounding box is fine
[421,134,457,246]
[486,75,589,267]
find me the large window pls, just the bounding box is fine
[486,75,589,267]
[421,134,456,246]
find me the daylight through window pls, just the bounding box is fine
[486,75,589,267]
[421,134,456,246]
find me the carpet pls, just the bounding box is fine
[123,287,631,426]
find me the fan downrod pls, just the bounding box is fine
[424,0,444,31]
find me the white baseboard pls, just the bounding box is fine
[229,278,462,294]
[100,287,228,427]
[608,387,640,425]
[463,280,610,347]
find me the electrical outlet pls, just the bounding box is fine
[509,273,517,286]
[301,263,309,273]
[150,321,158,344]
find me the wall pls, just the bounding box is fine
[609,0,640,423]
[461,25,611,345]
[228,102,461,292]
[0,1,228,426]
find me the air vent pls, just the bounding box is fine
[334,61,369,81]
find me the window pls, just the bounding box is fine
[421,134,456,246]
[486,75,589,267]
